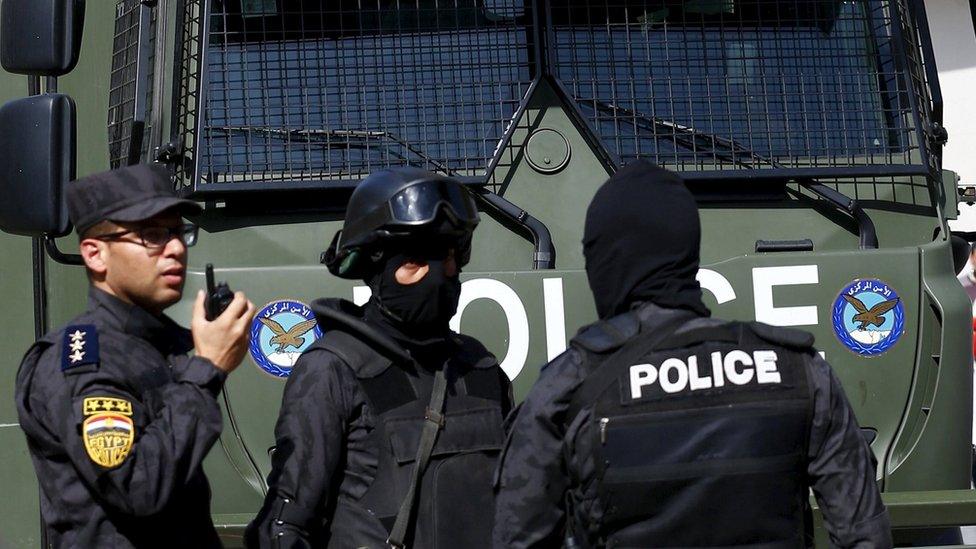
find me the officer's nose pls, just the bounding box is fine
[162,232,187,261]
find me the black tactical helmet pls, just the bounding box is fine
[323,167,480,279]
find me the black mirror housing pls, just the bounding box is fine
[0,0,85,76]
[951,234,973,276]
[0,94,76,237]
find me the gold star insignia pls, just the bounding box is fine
[83,397,133,416]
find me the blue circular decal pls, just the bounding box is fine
[831,279,905,357]
[249,299,323,378]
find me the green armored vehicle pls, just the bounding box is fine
[1,0,974,545]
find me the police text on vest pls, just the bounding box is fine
[630,350,781,398]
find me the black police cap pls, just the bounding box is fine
[67,164,202,235]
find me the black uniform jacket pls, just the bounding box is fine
[15,287,225,548]
[493,302,892,549]
[246,299,513,548]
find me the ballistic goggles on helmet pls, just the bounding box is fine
[386,178,479,228]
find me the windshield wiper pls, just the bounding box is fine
[593,101,777,169]
[590,100,879,249]
[211,126,453,173]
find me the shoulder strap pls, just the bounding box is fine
[566,311,696,423]
[386,365,449,549]
[571,312,642,354]
[311,329,398,379]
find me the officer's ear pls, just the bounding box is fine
[79,222,113,278]
[394,258,430,285]
[79,237,109,278]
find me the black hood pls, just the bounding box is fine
[583,161,710,320]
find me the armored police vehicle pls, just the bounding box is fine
[1,0,974,545]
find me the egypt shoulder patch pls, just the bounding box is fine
[62,325,99,372]
[82,396,134,468]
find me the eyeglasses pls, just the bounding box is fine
[94,224,199,249]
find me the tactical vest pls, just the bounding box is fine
[569,315,815,548]
[316,330,507,549]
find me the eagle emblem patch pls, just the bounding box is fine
[249,299,322,378]
[832,278,905,357]
[82,397,134,468]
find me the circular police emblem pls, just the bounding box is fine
[832,279,905,357]
[249,299,322,378]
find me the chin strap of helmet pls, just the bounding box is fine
[386,364,449,549]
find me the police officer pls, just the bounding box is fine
[245,167,513,548]
[15,164,256,548]
[493,161,892,548]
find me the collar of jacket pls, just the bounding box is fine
[628,300,711,331]
[87,286,192,355]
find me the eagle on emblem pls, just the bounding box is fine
[842,294,900,331]
[258,317,319,352]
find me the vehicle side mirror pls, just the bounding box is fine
[0,0,85,76]
[0,94,76,237]
[951,234,971,276]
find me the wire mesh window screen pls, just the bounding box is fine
[196,0,533,188]
[891,0,938,174]
[108,0,155,168]
[547,0,928,176]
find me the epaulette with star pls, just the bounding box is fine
[62,325,99,372]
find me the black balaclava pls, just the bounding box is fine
[583,160,711,320]
[364,248,462,342]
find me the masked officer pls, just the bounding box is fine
[245,167,513,548]
[493,161,891,548]
[15,164,256,548]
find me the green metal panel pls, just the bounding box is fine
[886,241,973,491]
[0,235,35,421]
[0,73,23,102]
[0,233,40,548]
[0,426,42,547]
[885,490,976,529]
